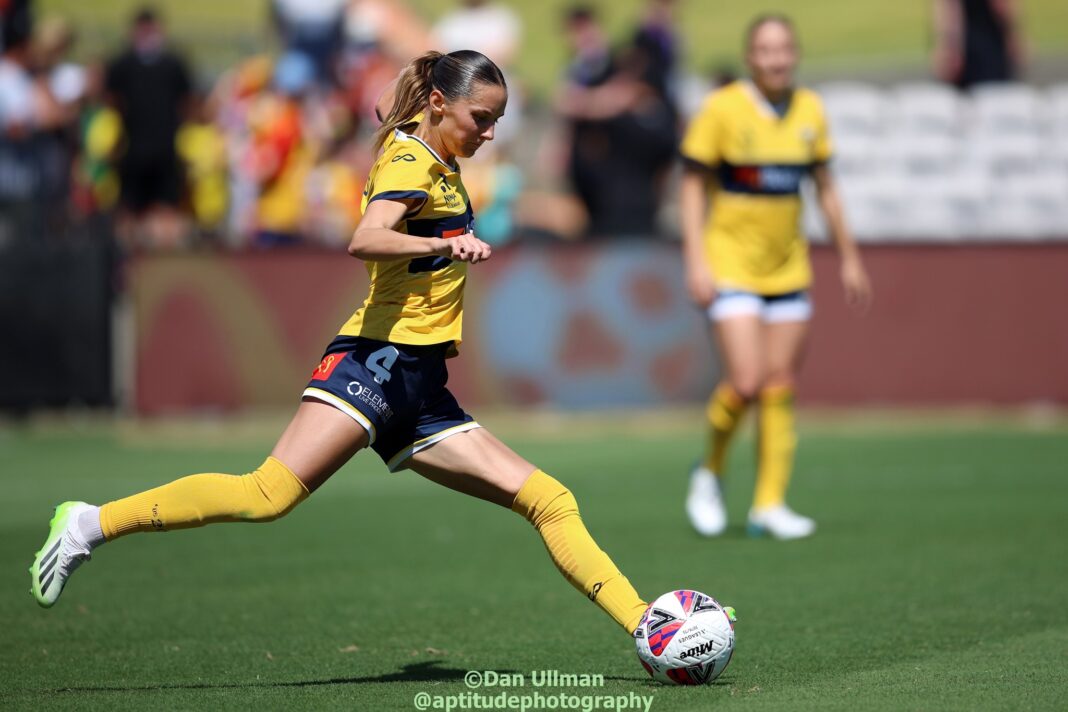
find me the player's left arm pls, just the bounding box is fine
[812,163,872,312]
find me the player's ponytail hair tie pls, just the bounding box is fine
[374,49,506,151]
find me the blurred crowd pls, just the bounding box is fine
[0,0,1041,250]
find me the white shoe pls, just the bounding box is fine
[29,502,96,608]
[686,466,727,537]
[747,504,816,540]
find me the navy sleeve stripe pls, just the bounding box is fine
[369,190,430,203]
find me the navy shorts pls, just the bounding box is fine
[302,336,479,471]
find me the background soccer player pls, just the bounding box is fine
[31,50,649,643]
[679,15,872,540]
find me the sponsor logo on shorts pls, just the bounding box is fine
[347,381,394,421]
[311,353,347,381]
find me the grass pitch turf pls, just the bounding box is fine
[1,414,1066,710]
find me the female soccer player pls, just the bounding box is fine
[30,50,649,639]
[680,16,872,540]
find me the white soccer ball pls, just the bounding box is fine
[634,589,736,685]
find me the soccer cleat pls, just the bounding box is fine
[746,504,816,540]
[29,502,94,608]
[686,465,727,537]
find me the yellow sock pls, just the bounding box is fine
[512,470,647,634]
[753,385,797,510]
[704,383,748,474]
[100,457,309,540]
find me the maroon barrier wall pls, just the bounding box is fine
[804,244,1068,404]
[129,243,1068,413]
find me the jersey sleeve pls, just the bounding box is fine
[680,93,725,169]
[366,151,433,211]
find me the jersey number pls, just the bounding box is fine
[365,346,399,385]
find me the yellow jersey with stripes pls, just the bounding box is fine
[681,80,832,295]
[339,121,473,352]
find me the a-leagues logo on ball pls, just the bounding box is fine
[634,589,736,686]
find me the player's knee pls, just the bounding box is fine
[241,458,310,522]
[512,470,579,529]
[730,378,762,403]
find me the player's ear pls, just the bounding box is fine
[428,88,447,117]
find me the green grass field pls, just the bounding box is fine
[2,413,1067,710]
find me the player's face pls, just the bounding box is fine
[746,22,798,95]
[437,82,507,159]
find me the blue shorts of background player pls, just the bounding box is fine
[302,336,479,472]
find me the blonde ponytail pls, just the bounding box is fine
[373,51,442,151]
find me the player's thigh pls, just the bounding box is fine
[271,398,370,492]
[408,428,537,509]
[713,314,765,397]
[762,319,810,385]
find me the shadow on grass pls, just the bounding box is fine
[50,660,488,693]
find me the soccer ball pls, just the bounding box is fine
[634,590,736,685]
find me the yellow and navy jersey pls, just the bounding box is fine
[680,80,833,295]
[339,121,474,353]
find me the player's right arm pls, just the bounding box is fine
[679,165,716,308]
[348,199,492,264]
[679,92,724,308]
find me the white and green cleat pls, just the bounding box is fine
[29,502,94,608]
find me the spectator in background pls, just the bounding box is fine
[176,91,229,239]
[631,0,679,101]
[557,5,678,239]
[248,51,315,248]
[31,16,84,211]
[70,60,122,218]
[0,8,70,237]
[933,0,1022,88]
[106,7,193,249]
[271,0,346,85]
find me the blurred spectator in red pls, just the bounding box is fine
[933,0,1022,88]
[557,5,678,239]
[106,7,193,249]
[247,51,315,248]
[271,0,346,85]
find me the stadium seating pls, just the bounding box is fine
[811,81,1068,241]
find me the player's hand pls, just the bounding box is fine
[439,232,492,264]
[840,256,873,313]
[685,264,717,309]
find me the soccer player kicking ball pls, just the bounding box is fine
[30,51,649,641]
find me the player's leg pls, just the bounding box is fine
[687,296,764,536]
[30,399,368,607]
[405,428,648,634]
[748,302,813,539]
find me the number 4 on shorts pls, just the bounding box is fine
[366,346,399,385]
